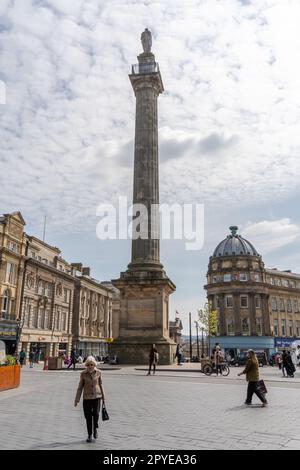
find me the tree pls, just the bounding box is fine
[198,301,218,358]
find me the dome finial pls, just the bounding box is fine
[229,225,238,236]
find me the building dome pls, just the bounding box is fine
[213,226,259,257]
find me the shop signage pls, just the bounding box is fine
[274,337,295,348]
[0,324,17,340]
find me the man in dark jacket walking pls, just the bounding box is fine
[68,348,78,370]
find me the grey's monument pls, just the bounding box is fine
[111,29,176,364]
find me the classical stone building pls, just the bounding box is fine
[111,30,176,364]
[206,226,300,356]
[19,236,75,360]
[71,265,113,358]
[0,212,27,354]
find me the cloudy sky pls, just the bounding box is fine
[1,0,300,333]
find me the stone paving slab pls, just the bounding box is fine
[1,366,300,450]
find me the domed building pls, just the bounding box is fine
[205,226,300,357]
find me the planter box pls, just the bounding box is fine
[0,365,21,391]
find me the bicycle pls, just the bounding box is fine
[202,362,230,377]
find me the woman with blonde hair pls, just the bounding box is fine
[238,349,268,407]
[74,356,106,442]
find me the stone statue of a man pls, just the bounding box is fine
[141,28,152,53]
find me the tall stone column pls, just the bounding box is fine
[111,30,176,364]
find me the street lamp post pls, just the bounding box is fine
[201,327,205,358]
[189,312,192,361]
[194,321,200,360]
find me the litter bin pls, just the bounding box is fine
[48,356,63,370]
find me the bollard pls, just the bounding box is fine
[43,355,48,371]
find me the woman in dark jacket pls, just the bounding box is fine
[238,349,268,406]
[147,344,158,375]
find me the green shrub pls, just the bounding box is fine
[4,355,17,366]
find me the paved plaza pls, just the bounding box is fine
[1,364,300,450]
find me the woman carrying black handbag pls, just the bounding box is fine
[74,356,107,442]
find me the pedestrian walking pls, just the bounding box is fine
[29,351,35,368]
[175,344,183,365]
[68,348,78,370]
[238,349,268,407]
[286,351,296,378]
[282,350,288,377]
[18,350,26,367]
[147,344,158,375]
[74,356,106,443]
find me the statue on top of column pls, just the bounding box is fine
[141,28,152,53]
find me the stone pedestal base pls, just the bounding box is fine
[111,270,176,365]
[109,338,176,365]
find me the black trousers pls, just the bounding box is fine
[246,381,266,404]
[83,399,101,436]
[148,362,156,374]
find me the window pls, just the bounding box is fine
[226,296,233,308]
[5,262,15,284]
[44,310,50,329]
[223,274,231,282]
[240,295,248,308]
[271,297,277,311]
[239,273,248,282]
[270,278,275,285]
[215,296,220,308]
[279,298,285,311]
[281,319,286,336]
[289,280,295,288]
[287,299,292,313]
[227,319,235,335]
[61,312,67,332]
[296,321,300,337]
[276,278,281,286]
[242,318,250,335]
[31,251,36,258]
[8,241,18,252]
[31,307,38,328]
[1,290,10,318]
[24,304,30,327]
[282,279,289,287]
[254,274,261,282]
[288,320,293,336]
[63,288,70,303]
[56,308,61,330]
[256,317,262,336]
[212,276,220,283]
[273,319,278,336]
[293,300,299,313]
[255,296,261,309]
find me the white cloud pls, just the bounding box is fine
[0,0,300,233]
[243,218,300,253]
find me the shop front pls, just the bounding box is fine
[0,321,18,355]
[210,336,275,359]
[274,337,295,350]
[73,339,108,360]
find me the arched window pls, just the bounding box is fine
[1,290,10,318]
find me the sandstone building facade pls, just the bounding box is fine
[206,226,300,356]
